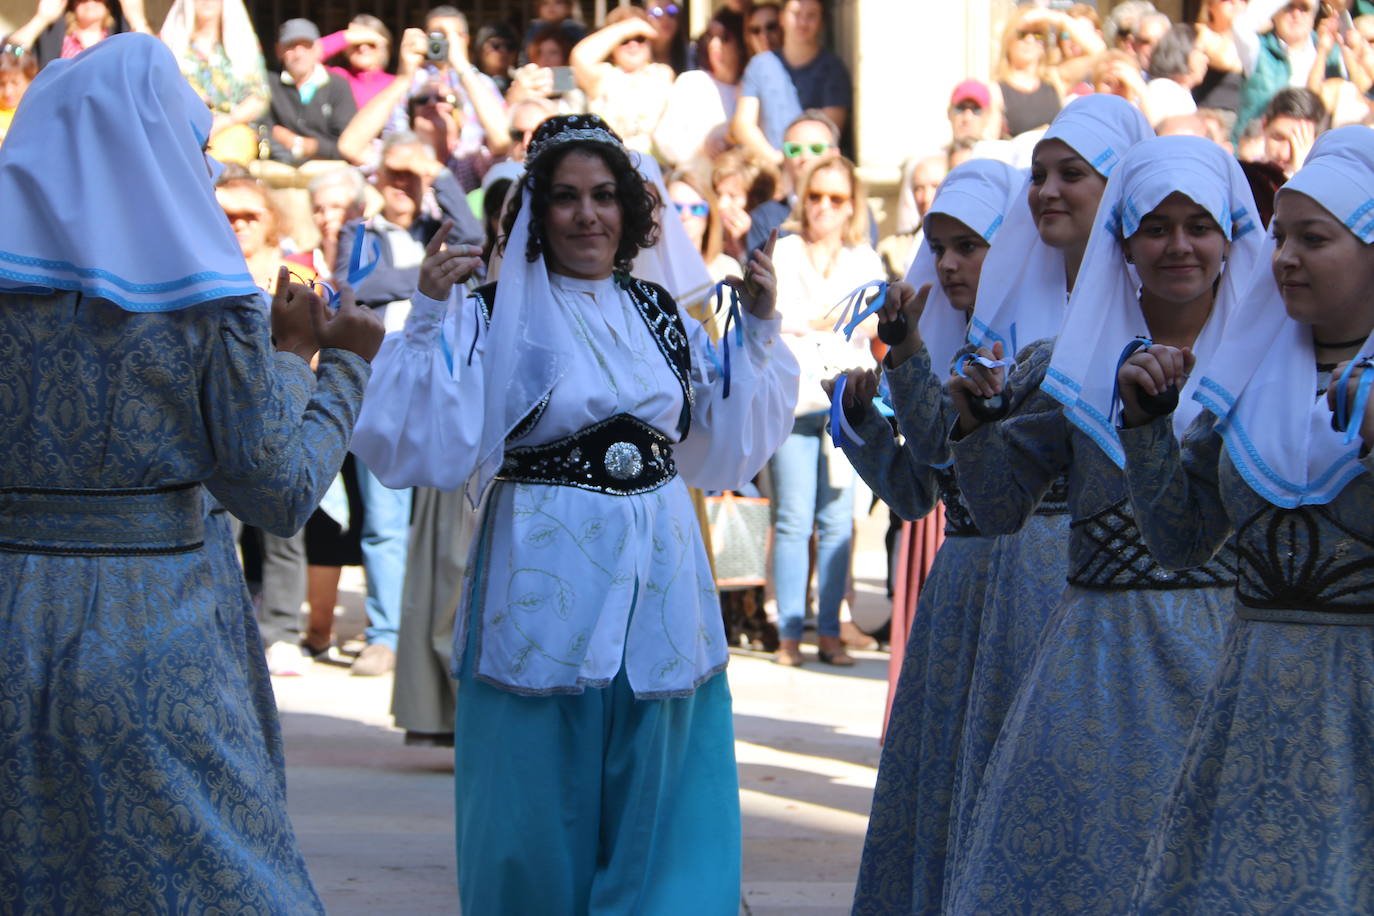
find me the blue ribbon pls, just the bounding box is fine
[874,372,894,418]
[711,280,745,399]
[316,223,381,310]
[829,373,863,448]
[1334,356,1374,444]
[829,280,888,340]
[1110,336,1154,427]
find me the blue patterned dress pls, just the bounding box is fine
[844,348,1071,915]
[1120,410,1374,914]
[942,340,1236,915]
[0,292,368,914]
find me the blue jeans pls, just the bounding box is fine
[355,459,411,650]
[770,412,853,641]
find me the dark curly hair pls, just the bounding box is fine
[499,121,661,274]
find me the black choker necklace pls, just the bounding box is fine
[1313,335,1368,349]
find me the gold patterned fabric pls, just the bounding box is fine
[0,291,368,913]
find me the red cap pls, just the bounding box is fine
[950,79,991,110]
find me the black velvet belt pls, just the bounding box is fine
[496,413,677,496]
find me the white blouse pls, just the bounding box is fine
[352,272,799,697]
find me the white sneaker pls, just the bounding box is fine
[266,640,310,677]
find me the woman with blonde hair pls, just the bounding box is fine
[159,0,269,164]
[991,4,1104,138]
[665,168,741,283]
[215,173,314,292]
[769,153,882,667]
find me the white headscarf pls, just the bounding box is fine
[159,0,265,84]
[1043,134,1265,467]
[907,159,1024,377]
[968,94,1153,358]
[1194,126,1374,507]
[630,154,716,316]
[0,34,256,310]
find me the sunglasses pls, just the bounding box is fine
[1,43,26,57]
[806,191,850,207]
[648,3,679,18]
[782,141,831,158]
[485,39,517,52]
[748,22,782,35]
[1016,30,1048,43]
[224,210,264,223]
[673,201,709,218]
[412,90,458,107]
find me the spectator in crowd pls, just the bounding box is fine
[339,9,511,187]
[474,21,518,93]
[160,0,269,165]
[1233,0,1342,142]
[745,108,835,251]
[264,19,358,165]
[769,153,883,668]
[286,165,367,280]
[1310,12,1374,126]
[1106,1,1170,73]
[1261,85,1328,175]
[1155,111,1217,139]
[570,6,673,155]
[879,153,946,281]
[0,43,38,145]
[654,9,745,175]
[666,169,741,282]
[711,148,772,265]
[949,79,995,146]
[318,14,395,109]
[333,132,479,679]
[526,22,572,67]
[1094,47,1151,113]
[507,96,557,161]
[521,0,587,55]
[1144,23,1207,125]
[1192,0,1246,112]
[991,6,1104,138]
[215,172,312,291]
[7,0,149,66]
[733,0,852,165]
[507,26,587,112]
[745,1,782,56]
[645,0,686,72]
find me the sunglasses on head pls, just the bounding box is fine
[806,191,850,208]
[648,3,679,18]
[672,200,709,218]
[783,141,830,158]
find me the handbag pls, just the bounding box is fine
[703,491,771,589]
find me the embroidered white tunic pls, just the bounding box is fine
[353,273,799,697]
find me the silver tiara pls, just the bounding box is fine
[524,117,624,167]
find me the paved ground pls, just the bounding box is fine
[272,509,893,915]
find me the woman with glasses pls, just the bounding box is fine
[666,169,742,282]
[769,153,882,667]
[745,2,783,57]
[654,9,746,175]
[644,0,686,73]
[570,5,673,155]
[991,5,1104,138]
[474,21,518,94]
[318,14,395,109]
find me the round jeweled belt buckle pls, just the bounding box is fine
[604,441,643,481]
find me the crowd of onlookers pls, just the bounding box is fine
[4,0,1373,681]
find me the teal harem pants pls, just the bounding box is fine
[453,630,742,915]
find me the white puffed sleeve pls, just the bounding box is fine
[351,290,487,490]
[674,311,800,491]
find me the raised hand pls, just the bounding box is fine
[821,367,879,427]
[947,341,1007,435]
[314,286,386,363]
[1326,359,1374,447]
[417,219,484,302]
[1117,343,1194,428]
[877,281,931,365]
[270,267,323,362]
[724,228,778,320]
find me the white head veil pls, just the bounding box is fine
[907,159,1025,377]
[1194,125,1374,506]
[1043,135,1265,467]
[160,0,265,85]
[968,94,1153,357]
[0,34,256,310]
